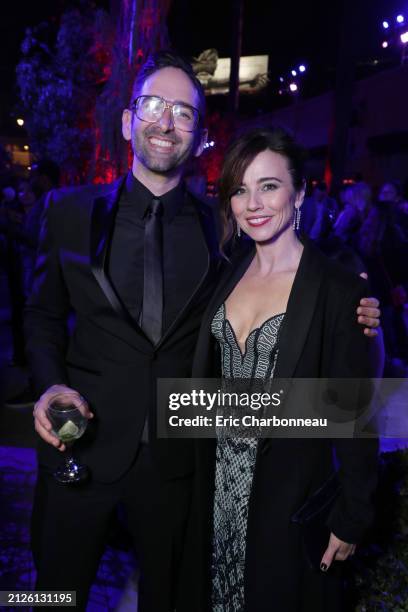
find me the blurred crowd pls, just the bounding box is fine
[0,161,60,374]
[301,179,408,376]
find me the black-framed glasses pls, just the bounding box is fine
[131,95,200,132]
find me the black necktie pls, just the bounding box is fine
[141,198,163,345]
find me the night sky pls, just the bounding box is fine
[0,0,404,135]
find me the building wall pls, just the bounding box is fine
[245,65,408,188]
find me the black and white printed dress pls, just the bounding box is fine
[210,303,285,612]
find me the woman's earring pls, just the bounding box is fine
[293,207,302,231]
[237,224,241,238]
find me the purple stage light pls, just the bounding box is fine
[401,31,408,43]
[291,70,297,77]
[396,14,404,23]
[289,82,298,92]
[382,20,389,29]
[382,41,389,48]
[299,65,306,72]
[279,77,284,82]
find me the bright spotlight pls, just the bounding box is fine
[16,118,24,126]
[396,14,404,24]
[289,82,298,92]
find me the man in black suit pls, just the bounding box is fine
[26,51,219,612]
[26,51,380,611]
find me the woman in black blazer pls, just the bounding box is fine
[183,128,379,612]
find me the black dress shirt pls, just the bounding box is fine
[108,171,207,335]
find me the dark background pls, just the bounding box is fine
[0,0,404,135]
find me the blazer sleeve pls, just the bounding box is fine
[24,190,71,395]
[326,279,379,544]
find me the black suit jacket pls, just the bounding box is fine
[25,176,220,483]
[182,238,379,612]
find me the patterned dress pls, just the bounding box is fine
[210,303,285,612]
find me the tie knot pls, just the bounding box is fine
[149,198,163,217]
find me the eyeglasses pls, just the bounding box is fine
[131,95,200,132]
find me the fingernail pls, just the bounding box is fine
[357,307,362,314]
[320,563,328,572]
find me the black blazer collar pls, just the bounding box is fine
[194,236,325,380]
[274,238,324,379]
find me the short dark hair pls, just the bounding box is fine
[219,127,307,249]
[130,50,206,120]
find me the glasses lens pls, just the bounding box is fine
[136,96,164,122]
[173,104,198,130]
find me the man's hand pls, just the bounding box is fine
[320,532,356,572]
[33,384,94,452]
[357,276,380,336]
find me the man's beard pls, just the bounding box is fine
[132,125,195,174]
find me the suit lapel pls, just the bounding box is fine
[273,239,324,379]
[90,178,123,315]
[192,241,255,376]
[259,239,325,452]
[203,240,256,334]
[89,177,151,347]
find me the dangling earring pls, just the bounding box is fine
[237,223,241,238]
[293,207,302,231]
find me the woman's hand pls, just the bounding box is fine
[320,532,356,571]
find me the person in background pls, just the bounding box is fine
[20,160,61,298]
[358,181,408,375]
[0,178,34,368]
[301,181,339,240]
[2,162,60,408]
[332,182,372,248]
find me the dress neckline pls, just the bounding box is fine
[222,303,285,358]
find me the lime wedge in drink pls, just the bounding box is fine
[58,420,79,442]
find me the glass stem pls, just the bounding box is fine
[64,442,74,466]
